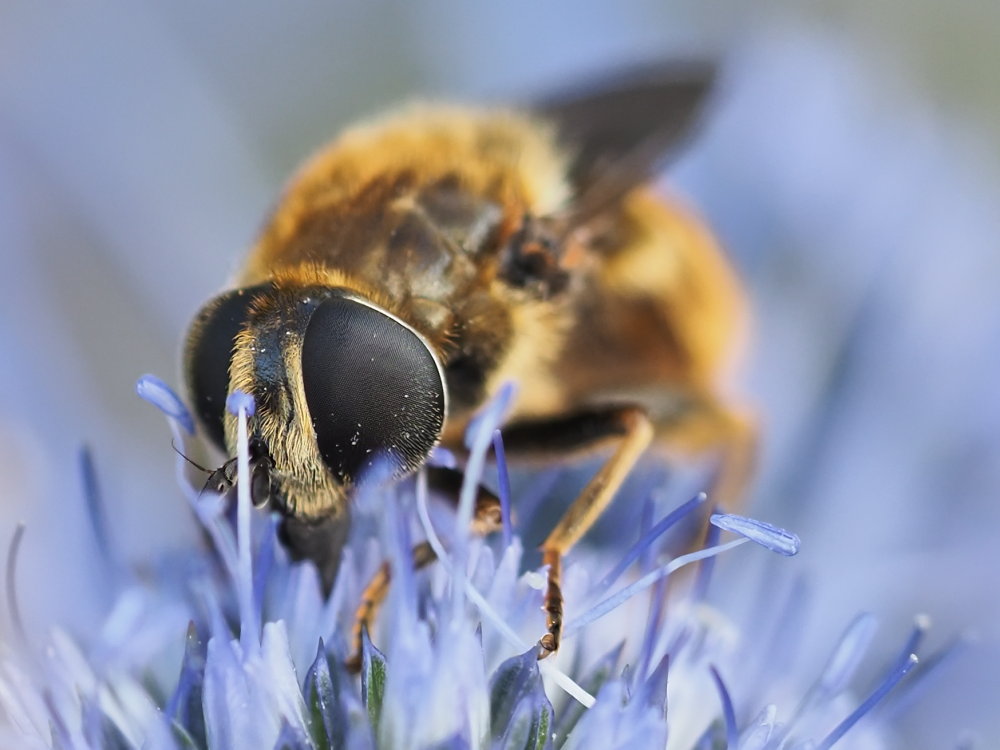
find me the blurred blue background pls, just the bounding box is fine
[1,3,998,745]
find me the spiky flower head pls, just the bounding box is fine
[0,377,954,750]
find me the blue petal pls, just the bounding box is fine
[136,373,195,434]
[709,665,739,749]
[710,513,801,556]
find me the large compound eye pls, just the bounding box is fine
[301,295,446,485]
[184,284,272,449]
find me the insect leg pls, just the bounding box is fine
[424,466,504,534]
[502,406,654,659]
[345,540,435,674]
[345,474,502,673]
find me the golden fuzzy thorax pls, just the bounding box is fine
[247,104,573,276]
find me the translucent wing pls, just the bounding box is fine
[534,61,717,219]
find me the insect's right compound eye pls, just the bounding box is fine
[300,294,447,486]
[184,284,273,450]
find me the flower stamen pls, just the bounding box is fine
[817,653,918,750]
[227,390,260,650]
[709,664,739,749]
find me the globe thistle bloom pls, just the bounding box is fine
[0,378,952,750]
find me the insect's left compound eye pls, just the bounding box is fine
[300,294,447,485]
[184,283,274,450]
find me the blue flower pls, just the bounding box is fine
[0,378,957,749]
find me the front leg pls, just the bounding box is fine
[345,468,503,673]
[501,406,654,658]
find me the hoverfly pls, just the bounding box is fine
[183,63,753,668]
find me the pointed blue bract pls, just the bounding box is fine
[488,648,555,750]
[303,640,339,750]
[635,653,670,714]
[361,629,388,736]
